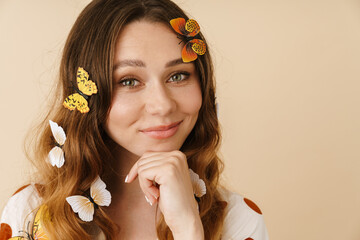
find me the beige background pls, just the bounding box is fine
[1,0,359,239]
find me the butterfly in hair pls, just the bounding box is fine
[170,18,207,62]
[8,205,50,240]
[63,67,98,113]
[66,176,111,222]
[48,120,66,168]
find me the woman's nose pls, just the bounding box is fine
[145,82,176,116]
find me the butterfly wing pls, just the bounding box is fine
[170,18,200,37]
[48,120,66,145]
[189,169,206,197]
[181,42,198,62]
[185,19,200,37]
[63,93,90,113]
[181,39,207,63]
[8,237,26,240]
[48,146,65,168]
[190,39,206,56]
[63,93,77,111]
[90,176,111,207]
[170,18,188,36]
[76,67,98,96]
[66,196,94,222]
[32,205,50,240]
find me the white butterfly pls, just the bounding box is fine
[189,169,206,198]
[66,176,111,222]
[48,120,66,168]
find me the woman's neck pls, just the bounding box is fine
[106,144,141,195]
[104,144,159,239]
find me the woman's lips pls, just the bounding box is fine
[140,121,182,139]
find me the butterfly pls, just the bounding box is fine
[9,205,50,240]
[170,18,207,63]
[63,67,98,113]
[48,120,66,168]
[189,169,206,198]
[66,176,111,222]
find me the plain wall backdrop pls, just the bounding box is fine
[1,0,359,239]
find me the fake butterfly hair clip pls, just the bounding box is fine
[48,120,66,168]
[189,169,206,201]
[63,67,98,113]
[170,18,207,63]
[66,176,111,222]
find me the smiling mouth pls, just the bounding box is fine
[140,120,182,139]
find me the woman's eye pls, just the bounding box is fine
[119,78,139,88]
[169,72,189,82]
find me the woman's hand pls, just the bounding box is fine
[125,150,204,240]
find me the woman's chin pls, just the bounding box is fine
[136,144,182,156]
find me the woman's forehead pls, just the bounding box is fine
[114,20,184,65]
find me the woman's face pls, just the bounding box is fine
[104,20,202,157]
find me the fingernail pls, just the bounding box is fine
[145,195,152,206]
[124,175,128,183]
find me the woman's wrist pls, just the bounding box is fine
[172,214,204,240]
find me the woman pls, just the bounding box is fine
[0,0,268,239]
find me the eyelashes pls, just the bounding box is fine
[119,78,140,88]
[169,72,190,82]
[117,71,191,89]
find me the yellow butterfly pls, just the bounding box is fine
[63,67,98,113]
[9,205,50,240]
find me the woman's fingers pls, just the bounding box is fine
[136,162,176,204]
[126,162,159,205]
[136,162,180,204]
[139,172,160,202]
[126,152,171,204]
[141,179,159,205]
[123,150,202,234]
[125,151,190,208]
[125,160,139,183]
[125,151,166,183]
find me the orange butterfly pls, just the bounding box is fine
[170,18,206,63]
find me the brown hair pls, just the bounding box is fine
[27,0,227,239]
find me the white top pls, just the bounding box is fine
[0,184,269,240]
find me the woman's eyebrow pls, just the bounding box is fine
[114,59,146,70]
[165,58,186,68]
[114,58,186,70]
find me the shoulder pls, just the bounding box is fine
[220,188,269,240]
[0,184,43,239]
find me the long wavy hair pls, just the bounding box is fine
[26,0,227,239]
